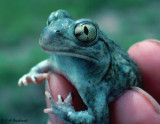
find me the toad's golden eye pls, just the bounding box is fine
[74,23,97,43]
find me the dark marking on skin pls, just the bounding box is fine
[75,32,81,37]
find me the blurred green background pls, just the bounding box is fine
[0,0,159,124]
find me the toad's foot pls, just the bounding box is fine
[18,73,50,86]
[44,91,95,124]
[44,91,74,114]
[44,91,76,123]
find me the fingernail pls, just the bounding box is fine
[131,87,160,114]
[146,39,160,45]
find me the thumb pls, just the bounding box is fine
[110,89,160,124]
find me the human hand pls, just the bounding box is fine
[46,39,160,124]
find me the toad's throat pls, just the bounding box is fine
[42,46,99,62]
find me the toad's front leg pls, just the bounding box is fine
[44,91,95,124]
[18,59,51,86]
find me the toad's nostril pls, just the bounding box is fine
[56,30,61,33]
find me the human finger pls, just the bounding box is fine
[128,39,160,103]
[110,90,160,124]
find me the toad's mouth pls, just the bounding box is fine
[46,73,88,112]
[41,46,99,62]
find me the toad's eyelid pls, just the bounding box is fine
[74,19,99,28]
[74,22,97,34]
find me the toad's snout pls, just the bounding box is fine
[39,27,61,47]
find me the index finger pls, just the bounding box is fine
[128,39,160,103]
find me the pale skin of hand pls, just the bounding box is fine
[46,39,160,124]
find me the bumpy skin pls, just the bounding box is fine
[18,10,141,124]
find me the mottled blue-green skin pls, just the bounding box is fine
[21,10,142,124]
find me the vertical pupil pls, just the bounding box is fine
[84,26,89,35]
